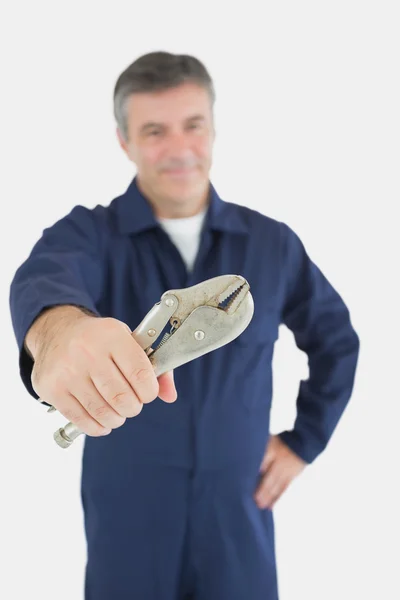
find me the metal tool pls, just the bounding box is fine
[48,274,254,448]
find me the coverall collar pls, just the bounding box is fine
[116,175,248,236]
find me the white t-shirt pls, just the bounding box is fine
[157,208,207,272]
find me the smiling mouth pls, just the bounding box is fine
[163,167,197,176]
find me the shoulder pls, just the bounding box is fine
[223,199,300,246]
[225,199,278,227]
[59,201,114,237]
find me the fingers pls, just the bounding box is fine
[259,445,275,473]
[157,371,177,403]
[254,462,290,510]
[112,334,177,404]
[110,338,160,405]
[64,348,177,437]
[90,359,145,418]
[70,375,127,429]
[53,392,112,437]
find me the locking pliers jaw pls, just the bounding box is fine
[133,274,254,375]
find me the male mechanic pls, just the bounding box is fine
[9,51,359,600]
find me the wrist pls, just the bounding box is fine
[24,304,96,360]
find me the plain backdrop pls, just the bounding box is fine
[1,1,399,599]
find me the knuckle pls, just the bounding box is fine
[73,342,96,363]
[62,407,85,426]
[101,317,122,335]
[96,375,118,396]
[48,373,67,395]
[101,316,117,327]
[85,397,126,429]
[130,366,153,384]
[92,404,110,419]
[68,335,88,354]
[110,390,131,408]
[114,395,143,418]
[63,411,106,437]
[60,404,96,436]
[129,368,159,402]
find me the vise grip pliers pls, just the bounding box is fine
[47,274,254,448]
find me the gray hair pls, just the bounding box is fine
[113,51,216,141]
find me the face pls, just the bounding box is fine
[117,82,215,216]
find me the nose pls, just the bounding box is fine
[166,131,194,159]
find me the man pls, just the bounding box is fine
[9,51,359,600]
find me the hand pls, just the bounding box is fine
[254,434,307,510]
[30,308,177,437]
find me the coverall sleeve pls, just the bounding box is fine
[277,223,360,464]
[9,205,104,401]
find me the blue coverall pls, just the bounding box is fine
[9,176,360,599]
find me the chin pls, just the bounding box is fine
[162,174,207,199]
[165,187,197,204]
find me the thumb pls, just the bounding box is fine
[157,370,177,403]
[260,441,275,473]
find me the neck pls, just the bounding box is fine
[137,177,210,219]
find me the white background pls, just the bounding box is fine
[1,1,399,599]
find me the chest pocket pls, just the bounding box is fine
[234,304,280,347]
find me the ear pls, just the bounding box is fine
[116,128,136,164]
[116,127,127,152]
[210,119,216,141]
